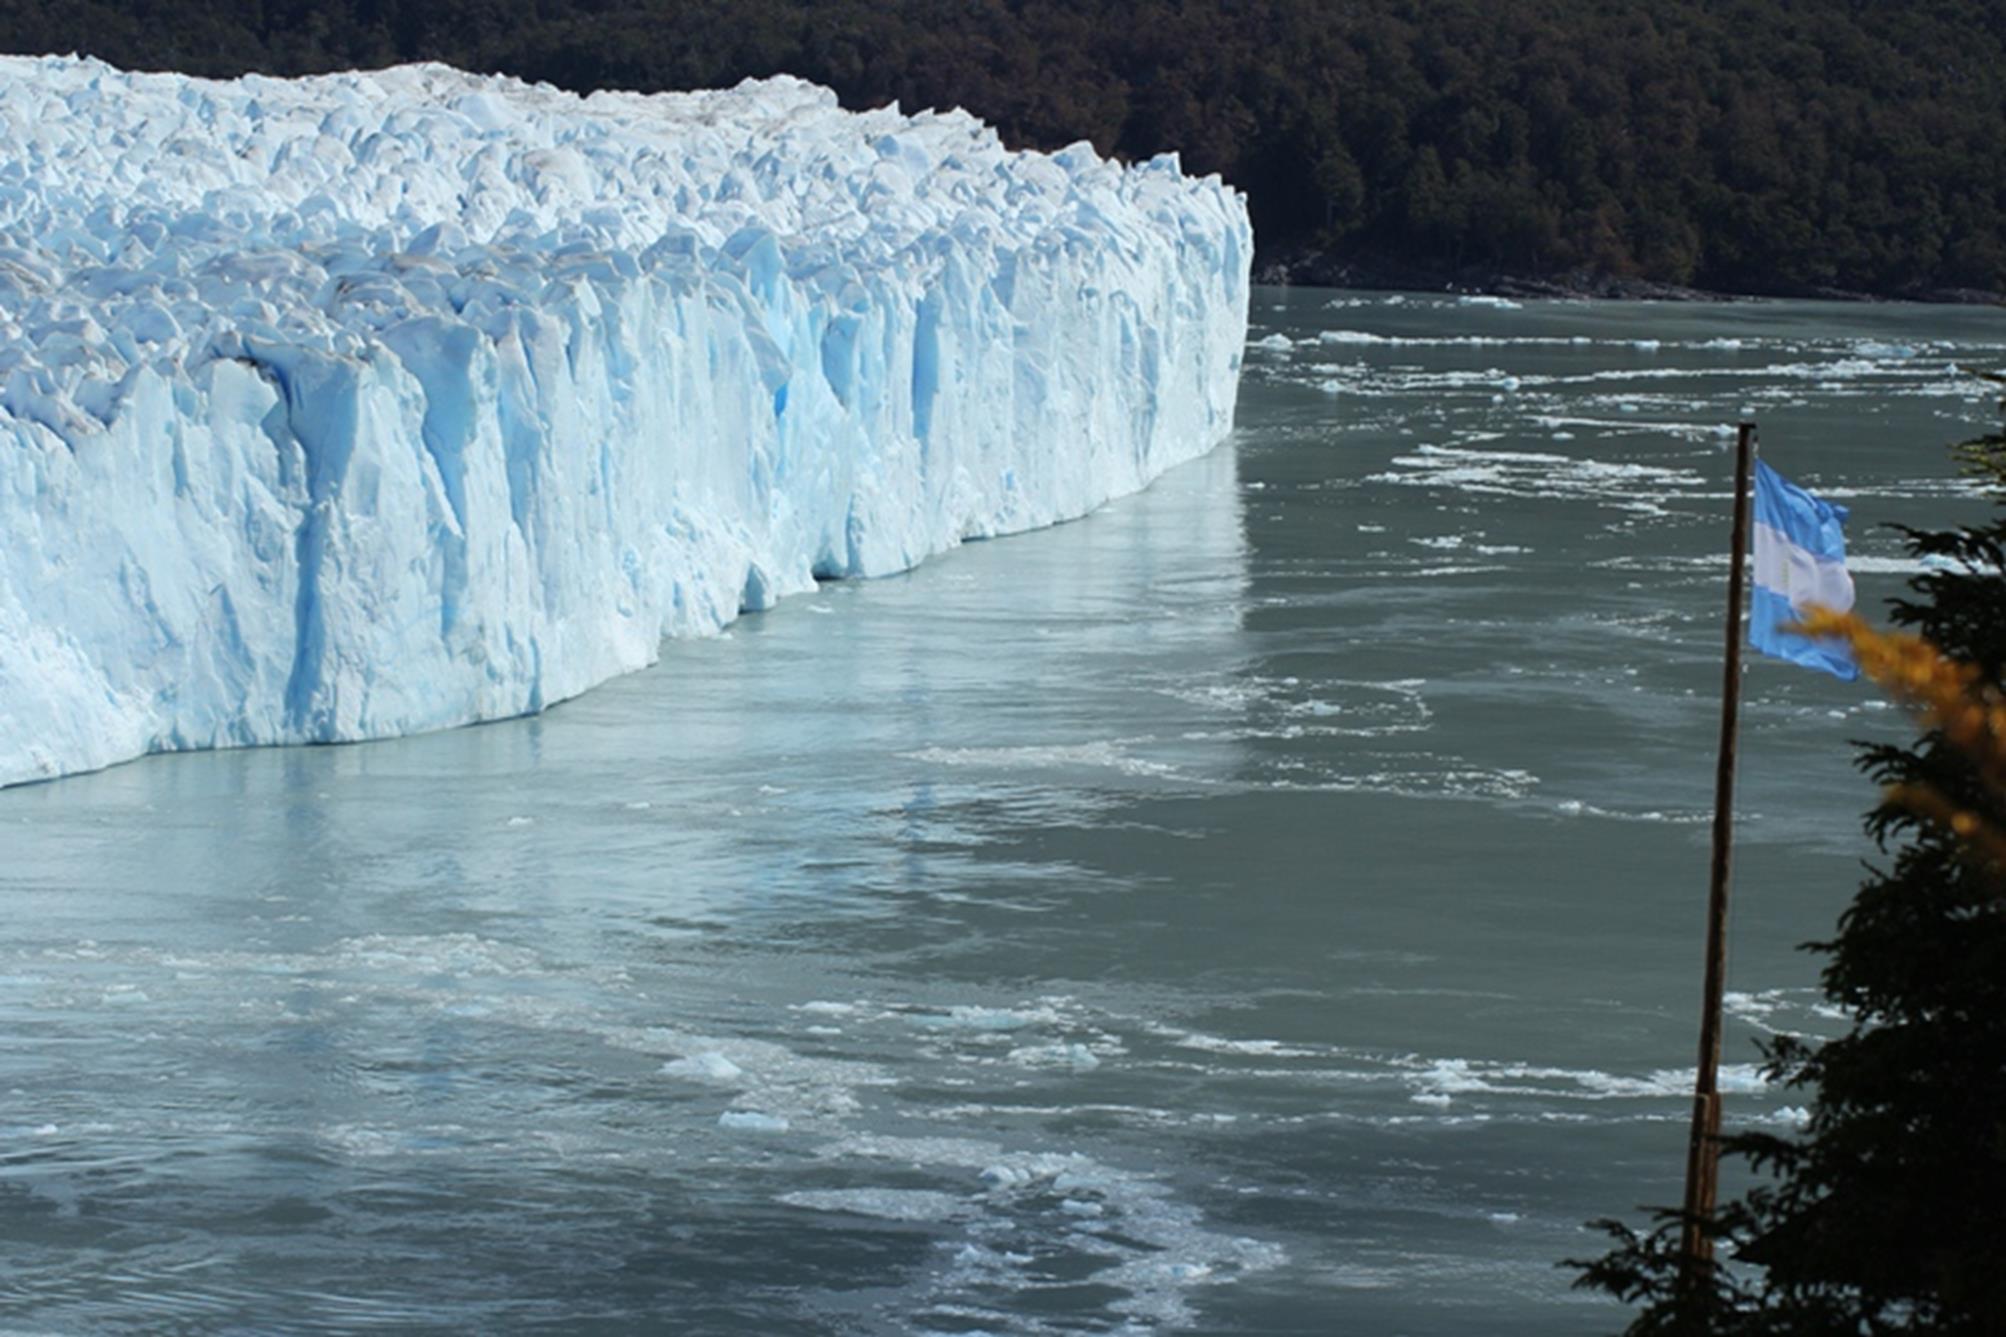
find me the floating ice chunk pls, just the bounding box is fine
[979,1162,1055,1189]
[779,1188,969,1221]
[915,1004,1057,1032]
[1008,1042,1104,1071]
[663,1052,745,1082]
[718,1110,790,1133]
[1415,1058,1493,1094]
[1718,1064,1769,1094]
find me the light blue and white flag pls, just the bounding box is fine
[1749,459,1858,680]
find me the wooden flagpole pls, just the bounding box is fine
[1680,420,1756,1286]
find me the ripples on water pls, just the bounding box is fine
[2,292,2000,1333]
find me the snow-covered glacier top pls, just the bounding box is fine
[0,57,1251,786]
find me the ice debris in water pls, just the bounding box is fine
[1007,1041,1104,1070]
[0,56,1251,786]
[662,1052,745,1082]
[718,1110,790,1133]
[778,1188,970,1222]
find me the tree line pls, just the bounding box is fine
[3,0,2002,298]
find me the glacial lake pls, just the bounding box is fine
[3,290,2001,1334]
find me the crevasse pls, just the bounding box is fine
[0,57,1251,787]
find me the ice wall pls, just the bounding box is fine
[0,58,1250,786]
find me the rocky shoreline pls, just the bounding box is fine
[1253,245,2004,305]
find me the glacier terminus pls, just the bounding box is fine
[0,57,1250,786]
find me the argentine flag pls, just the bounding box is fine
[1749,459,1858,681]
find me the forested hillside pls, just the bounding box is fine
[5,0,2002,298]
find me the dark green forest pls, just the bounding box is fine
[4,0,2003,298]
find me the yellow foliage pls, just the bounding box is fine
[1791,605,2006,864]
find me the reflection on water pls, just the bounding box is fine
[3,292,2001,1333]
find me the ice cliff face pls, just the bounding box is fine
[0,57,1250,786]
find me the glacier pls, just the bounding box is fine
[0,57,1250,787]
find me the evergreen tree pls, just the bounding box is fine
[1573,391,2006,1334]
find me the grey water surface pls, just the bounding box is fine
[3,291,2001,1335]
